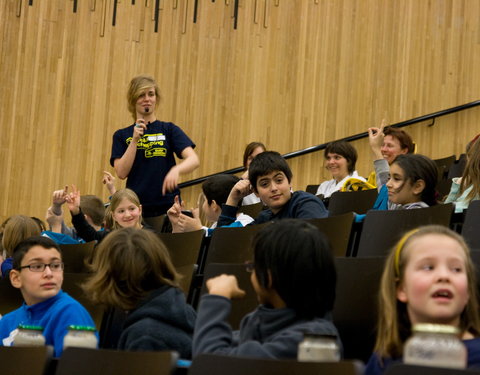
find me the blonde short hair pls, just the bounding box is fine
[2,215,42,257]
[126,75,161,119]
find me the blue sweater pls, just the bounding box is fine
[0,290,96,357]
[218,191,328,227]
[365,337,480,374]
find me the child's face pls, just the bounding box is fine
[202,194,220,223]
[255,171,292,214]
[112,198,142,228]
[325,152,349,181]
[10,246,63,306]
[386,163,422,205]
[381,135,408,165]
[397,234,469,327]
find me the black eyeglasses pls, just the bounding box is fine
[244,261,255,273]
[19,262,64,272]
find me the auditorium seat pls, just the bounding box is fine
[199,263,257,330]
[189,353,364,375]
[56,347,178,375]
[355,204,454,257]
[60,241,96,273]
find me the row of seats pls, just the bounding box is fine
[1,198,479,367]
[2,345,478,375]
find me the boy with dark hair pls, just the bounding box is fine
[167,174,253,235]
[218,151,328,226]
[193,219,340,358]
[0,236,96,357]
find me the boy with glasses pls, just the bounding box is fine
[0,236,96,356]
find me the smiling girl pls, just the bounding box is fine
[365,225,480,374]
[67,186,145,243]
[385,154,438,209]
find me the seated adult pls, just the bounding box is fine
[445,134,480,213]
[241,142,266,205]
[315,140,366,198]
[367,120,415,188]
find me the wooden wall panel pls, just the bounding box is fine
[1,0,480,223]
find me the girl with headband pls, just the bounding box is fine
[365,225,480,374]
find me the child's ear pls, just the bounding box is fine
[396,282,408,303]
[267,270,273,289]
[138,204,142,215]
[412,179,426,195]
[9,269,22,289]
[211,200,220,212]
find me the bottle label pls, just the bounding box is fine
[3,328,18,347]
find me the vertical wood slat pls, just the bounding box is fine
[1,0,480,222]
[182,0,188,33]
[100,0,107,36]
[16,0,22,17]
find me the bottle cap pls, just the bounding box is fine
[67,325,96,332]
[17,324,43,331]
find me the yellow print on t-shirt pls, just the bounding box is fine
[126,133,167,158]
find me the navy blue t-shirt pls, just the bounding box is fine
[110,120,195,215]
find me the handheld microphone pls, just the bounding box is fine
[145,107,149,113]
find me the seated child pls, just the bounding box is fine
[193,219,340,358]
[0,236,97,357]
[67,186,145,243]
[167,174,254,235]
[365,225,480,374]
[445,134,480,213]
[218,151,328,226]
[316,140,366,198]
[45,186,106,243]
[384,153,438,209]
[83,228,196,357]
[1,215,41,278]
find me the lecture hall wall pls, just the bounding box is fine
[1,0,480,223]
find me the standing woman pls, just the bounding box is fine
[110,75,200,217]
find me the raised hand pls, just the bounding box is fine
[65,184,81,215]
[51,186,68,215]
[102,171,117,195]
[368,119,387,159]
